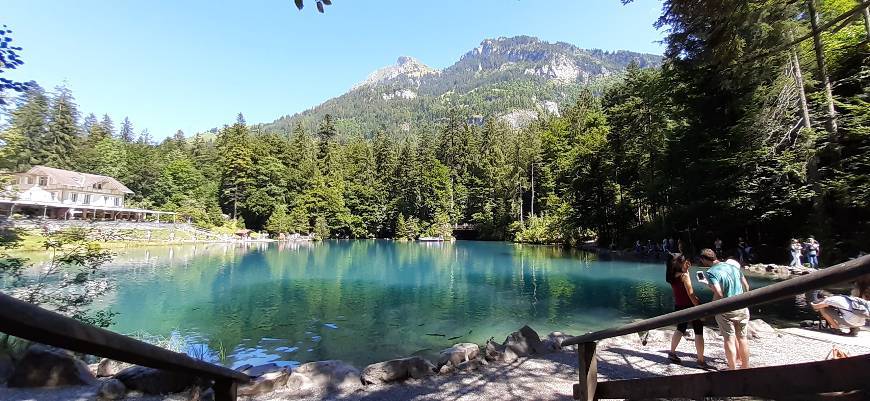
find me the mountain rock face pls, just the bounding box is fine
[351,56,438,91]
[261,36,660,135]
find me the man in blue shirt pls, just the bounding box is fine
[700,248,751,370]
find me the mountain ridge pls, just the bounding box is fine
[259,36,661,135]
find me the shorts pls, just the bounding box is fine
[675,304,704,335]
[715,308,750,338]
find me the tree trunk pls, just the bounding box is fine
[791,50,812,129]
[530,163,535,217]
[807,0,838,135]
[863,6,870,41]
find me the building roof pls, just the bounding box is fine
[23,166,134,194]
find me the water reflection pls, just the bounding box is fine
[58,241,807,368]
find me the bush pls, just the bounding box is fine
[512,214,563,244]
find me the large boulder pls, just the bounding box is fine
[360,356,435,385]
[238,366,291,396]
[456,358,488,372]
[484,337,518,363]
[114,366,196,394]
[7,345,97,387]
[436,343,480,369]
[502,325,547,357]
[748,319,778,339]
[0,353,13,384]
[289,360,361,394]
[546,332,574,351]
[96,358,134,377]
[98,378,127,400]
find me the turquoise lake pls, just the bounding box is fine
[84,241,809,368]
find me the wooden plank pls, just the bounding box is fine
[563,255,870,347]
[0,293,249,383]
[595,354,870,399]
[573,342,597,401]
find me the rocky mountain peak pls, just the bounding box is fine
[352,56,438,90]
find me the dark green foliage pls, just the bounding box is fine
[0,25,33,106]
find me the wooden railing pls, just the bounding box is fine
[562,255,870,400]
[0,293,249,401]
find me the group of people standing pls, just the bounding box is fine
[789,236,821,268]
[666,249,751,370]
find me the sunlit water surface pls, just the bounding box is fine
[20,241,815,368]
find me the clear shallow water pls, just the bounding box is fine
[72,241,810,368]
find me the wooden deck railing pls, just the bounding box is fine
[562,254,870,400]
[0,293,250,401]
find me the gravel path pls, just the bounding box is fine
[2,326,867,401]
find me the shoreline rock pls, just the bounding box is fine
[7,345,97,388]
[114,366,196,395]
[361,356,435,384]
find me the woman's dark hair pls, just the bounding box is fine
[666,253,687,283]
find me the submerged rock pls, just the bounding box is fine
[361,356,435,384]
[7,345,97,388]
[240,363,286,378]
[114,366,196,394]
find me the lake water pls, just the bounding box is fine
[57,241,814,368]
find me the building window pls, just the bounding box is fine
[83,194,91,205]
[71,193,78,203]
[51,192,58,201]
[38,176,48,186]
[114,197,121,207]
[24,176,33,185]
[93,183,103,190]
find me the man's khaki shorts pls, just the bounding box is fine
[715,308,750,338]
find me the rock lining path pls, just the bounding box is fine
[1,326,867,401]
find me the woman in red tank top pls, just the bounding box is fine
[665,253,707,367]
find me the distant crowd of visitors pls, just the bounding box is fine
[664,247,868,370]
[789,236,821,268]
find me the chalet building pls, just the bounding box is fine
[1,166,174,222]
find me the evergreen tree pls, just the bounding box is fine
[82,113,98,133]
[4,85,49,169]
[119,117,134,142]
[100,114,115,137]
[216,114,254,223]
[44,85,81,169]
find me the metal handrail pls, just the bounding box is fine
[563,254,870,347]
[0,292,248,400]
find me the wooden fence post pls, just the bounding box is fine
[573,341,598,400]
[214,378,238,401]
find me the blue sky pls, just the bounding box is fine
[3,0,665,139]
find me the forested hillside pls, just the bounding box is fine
[259,36,661,136]
[2,1,868,264]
